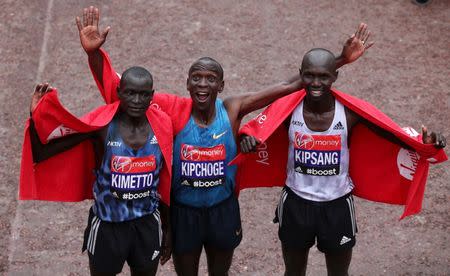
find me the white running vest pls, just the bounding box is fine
[285,99,353,201]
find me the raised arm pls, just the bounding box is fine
[29,83,96,163]
[336,23,374,68]
[76,6,110,87]
[223,75,303,121]
[225,23,374,121]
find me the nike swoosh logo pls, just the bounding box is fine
[235,228,242,236]
[212,130,227,140]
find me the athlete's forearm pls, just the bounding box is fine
[88,49,104,88]
[233,77,303,119]
[335,55,347,69]
[158,202,171,231]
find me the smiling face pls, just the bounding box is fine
[117,67,154,118]
[300,49,338,101]
[187,58,224,111]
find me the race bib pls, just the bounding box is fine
[110,155,156,200]
[294,133,341,176]
[180,144,226,188]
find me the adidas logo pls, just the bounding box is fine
[151,250,160,260]
[150,135,158,144]
[333,121,344,130]
[181,180,190,186]
[340,236,351,245]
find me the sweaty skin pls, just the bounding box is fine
[76,6,375,276]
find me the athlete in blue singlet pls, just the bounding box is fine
[77,6,375,275]
[29,67,172,276]
[172,99,236,207]
[93,116,163,222]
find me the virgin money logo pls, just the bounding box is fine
[295,133,314,150]
[397,148,419,181]
[112,156,133,173]
[150,102,161,110]
[181,144,225,161]
[46,124,78,141]
[181,144,199,160]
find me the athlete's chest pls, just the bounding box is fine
[118,123,152,151]
[302,109,335,132]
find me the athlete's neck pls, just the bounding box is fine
[118,112,148,127]
[304,92,335,114]
[192,105,216,127]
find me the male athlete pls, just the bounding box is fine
[74,6,372,275]
[239,48,447,276]
[28,67,172,275]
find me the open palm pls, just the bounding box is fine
[342,23,374,64]
[76,6,109,54]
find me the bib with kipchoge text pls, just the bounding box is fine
[180,144,226,188]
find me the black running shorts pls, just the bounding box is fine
[171,195,242,255]
[82,208,162,274]
[276,186,357,253]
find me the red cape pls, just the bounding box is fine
[19,90,174,205]
[27,51,447,218]
[231,89,447,219]
[82,49,447,218]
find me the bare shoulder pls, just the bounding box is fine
[223,94,243,107]
[223,95,243,116]
[345,106,360,130]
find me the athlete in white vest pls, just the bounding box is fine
[286,99,352,201]
[241,48,446,276]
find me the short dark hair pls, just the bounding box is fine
[121,66,153,87]
[189,57,224,81]
[301,48,336,70]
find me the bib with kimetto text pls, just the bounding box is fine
[110,155,156,200]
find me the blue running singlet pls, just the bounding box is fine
[172,99,237,207]
[93,116,163,222]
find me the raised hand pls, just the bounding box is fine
[30,83,54,114]
[76,6,110,54]
[422,125,446,149]
[341,23,374,64]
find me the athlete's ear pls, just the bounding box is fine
[299,68,303,76]
[218,80,224,94]
[334,70,339,81]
